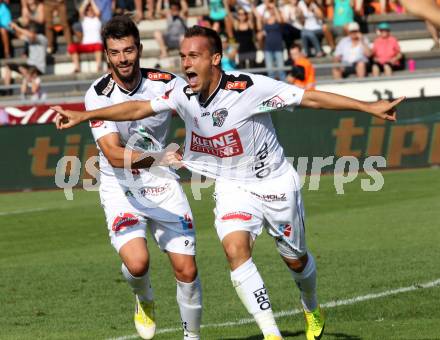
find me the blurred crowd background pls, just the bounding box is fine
[0,0,439,106]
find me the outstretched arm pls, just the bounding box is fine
[301,90,404,121]
[53,100,155,129]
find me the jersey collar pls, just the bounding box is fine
[199,71,226,108]
[116,73,143,96]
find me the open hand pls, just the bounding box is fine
[52,105,85,129]
[367,96,405,121]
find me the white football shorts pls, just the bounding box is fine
[99,175,196,255]
[214,164,307,259]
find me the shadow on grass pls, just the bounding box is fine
[218,330,362,339]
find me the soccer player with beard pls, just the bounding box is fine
[78,16,202,340]
[53,26,403,340]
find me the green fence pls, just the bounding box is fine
[1,97,439,191]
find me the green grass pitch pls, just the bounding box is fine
[1,168,439,340]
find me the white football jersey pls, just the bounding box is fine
[150,71,305,181]
[85,68,182,185]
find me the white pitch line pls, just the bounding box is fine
[0,207,52,216]
[0,203,95,216]
[107,278,440,340]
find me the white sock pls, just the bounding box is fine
[231,258,281,337]
[289,253,318,312]
[176,276,202,339]
[121,263,154,302]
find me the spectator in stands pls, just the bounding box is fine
[208,0,233,39]
[67,0,103,73]
[426,20,440,50]
[233,6,257,68]
[371,22,402,76]
[286,43,316,89]
[20,65,43,101]
[329,0,354,36]
[3,22,47,94]
[19,0,45,33]
[286,44,316,90]
[220,34,237,70]
[332,21,370,78]
[115,0,145,22]
[299,0,335,57]
[94,0,113,24]
[44,0,73,54]
[0,0,12,58]
[256,0,286,80]
[281,0,304,49]
[154,0,187,58]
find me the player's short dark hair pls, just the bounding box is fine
[101,15,140,50]
[184,25,222,56]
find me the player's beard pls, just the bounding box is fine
[110,57,140,83]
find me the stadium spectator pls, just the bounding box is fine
[0,0,12,58]
[44,0,73,54]
[299,0,335,57]
[154,0,187,58]
[3,22,47,93]
[426,20,440,50]
[94,0,113,24]
[67,0,103,73]
[220,33,237,70]
[281,0,304,49]
[19,65,43,101]
[329,0,354,36]
[208,0,233,39]
[233,6,257,69]
[256,0,286,80]
[371,22,402,76]
[332,21,370,78]
[286,43,316,89]
[264,5,286,80]
[115,0,146,22]
[19,0,45,33]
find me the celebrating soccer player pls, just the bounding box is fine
[54,26,403,340]
[68,16,202,340]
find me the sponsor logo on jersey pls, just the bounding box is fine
[225,81,247,91]
[179,213,193,230]
[278,224,292,237]
[102,78,115,96]
[139,183,170,197]
[250,192,287,202]
[148,72,172,81]
[259,95,287,112]
[112,213,139,232]
[212,108,228,127]
[190,129,244,158]
[221,211,252,221]
[201,111,210,117]
[253,285,271,311]
[90,120,104,128]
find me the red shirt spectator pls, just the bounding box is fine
[371,22,402,76]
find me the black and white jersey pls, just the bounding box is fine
[150,71,304,181]
[85,68,183,181]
